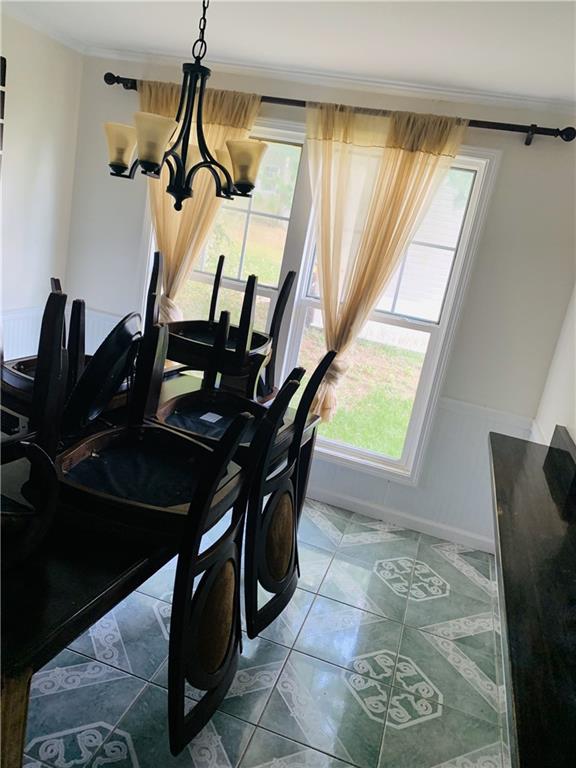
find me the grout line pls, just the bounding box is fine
[248,721,360,768]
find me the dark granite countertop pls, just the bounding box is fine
[490,431,576,768]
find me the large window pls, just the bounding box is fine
[177,139,302,332]
[284,153,494,478]
[162,123,495,480]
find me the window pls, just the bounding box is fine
[151,120,496,482]
[284,152,496,479]
[176,139,303,332]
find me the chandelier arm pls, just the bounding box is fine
[194,68,217,165]
[173,69,190,126]
[165,66,199,167]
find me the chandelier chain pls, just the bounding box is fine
[192,0,210,61]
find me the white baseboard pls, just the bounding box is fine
[307,485,495,552]
[307,395,534,553]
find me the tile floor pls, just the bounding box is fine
[23,501,509,768]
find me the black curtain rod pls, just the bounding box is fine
[103,72,576,146]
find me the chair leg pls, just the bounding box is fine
[1,667,32,768]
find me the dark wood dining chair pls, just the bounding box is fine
[167,411,252,754]
[203,254,297,402]
[1,294,86,413]
[1,292,68,568]
[244,350,336,638]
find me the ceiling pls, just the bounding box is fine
[4,1,576,106]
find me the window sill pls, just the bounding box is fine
[313,438,418,486]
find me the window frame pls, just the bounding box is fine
[282,143,501,485]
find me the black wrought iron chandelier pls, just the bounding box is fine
[103,0,266,210]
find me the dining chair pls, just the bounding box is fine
[202,253,297,403]
[167,411,252,754]
[1,294,86,413]
[1,292,68,568]
[243,349,336,638]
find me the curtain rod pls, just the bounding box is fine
[103,72,576,146]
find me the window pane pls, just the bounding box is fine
[393,244,455,322]
[242,215,288,287]
[298,308,429,459]
[413,168,475,249]
[176,280,270,331]
[251,141,301,217]
[202,207,246,277]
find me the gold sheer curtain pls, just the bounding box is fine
[307,103,467,420]
[139,81,261,322]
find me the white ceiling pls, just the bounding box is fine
[4,1,576,106]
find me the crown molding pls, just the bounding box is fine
[83,44,576,114]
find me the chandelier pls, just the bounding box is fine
[103,0,267,210]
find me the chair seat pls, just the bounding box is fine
[58,426,242,536]
[157,389,268,444]
[169,321,270,356]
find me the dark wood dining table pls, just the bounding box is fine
[1,371,319,768]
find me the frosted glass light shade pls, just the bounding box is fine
[104,122,136,173]
[134,111,177,172]
[226,140,267,195]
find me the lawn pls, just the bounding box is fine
[298,327,425,459]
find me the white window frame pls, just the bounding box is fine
[281,142,501,485]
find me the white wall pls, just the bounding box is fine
[534,287,576,444]
[1,15,82,314]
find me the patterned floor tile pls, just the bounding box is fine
[379,697,502,768]
[415,539,495,605]
[394,627,500,726]
[23,758,52,768]
[298,501,353,552]
[260,651,389,768]
[25,649,146,768]
[294,595,402,680]
[403,583,495,639]
[319,551,414,622]
[69,591,170,681]
[298,542,334,593]
[153,634,289,725]
[240,728,352,768]
[335,523,419,567]
[242,587,315,647]
[87,683,254,767]
[137,557,177,603]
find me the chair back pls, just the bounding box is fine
[262,270,296,396]
[29,292,69,458]
[233,273,256,363]
[62,313,141,436]
[66,299,86,393]
[207,253,225,324]
[168,412,252,754]
[145,251,163,333]
[243,370,305,637]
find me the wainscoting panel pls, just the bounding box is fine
[307,397,533,552]
[1,306,123,359]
